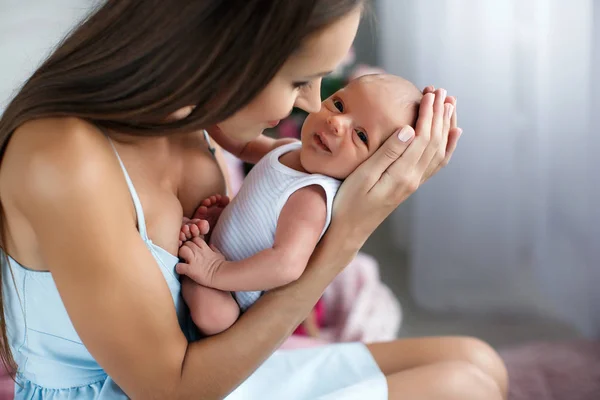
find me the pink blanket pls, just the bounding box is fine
[281,252,402,349]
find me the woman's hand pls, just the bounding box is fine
[421,85,462,183]
[329,88,461,249]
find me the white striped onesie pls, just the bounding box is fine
[210,141,341,311]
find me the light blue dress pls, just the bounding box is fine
[2,141,388,399]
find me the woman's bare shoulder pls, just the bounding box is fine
[1,117,131,219]
[5,117,109,172]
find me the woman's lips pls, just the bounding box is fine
[314,132,331,152]
[268,120,280,127]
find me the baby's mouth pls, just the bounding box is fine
[314,132,331,153]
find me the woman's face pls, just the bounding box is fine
[216,7,362,143]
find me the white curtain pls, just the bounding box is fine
[379,0,600,337]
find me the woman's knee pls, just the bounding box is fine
[454,337,508,395]
[438,360,503,400]
[386,361,503,400]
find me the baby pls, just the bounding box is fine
[178,74,422,336]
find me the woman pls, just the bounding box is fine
[0,1,507,399]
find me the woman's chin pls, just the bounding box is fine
[217,124,265,141]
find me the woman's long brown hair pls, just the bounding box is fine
[0,0,364,375]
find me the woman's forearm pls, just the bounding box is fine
[176,233,358,399]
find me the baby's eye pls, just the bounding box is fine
[333,99,344,112]
[356,130,368,144]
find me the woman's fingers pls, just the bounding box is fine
[417,89,447,172]
[423,85,435,94]
[445,128,462,163]
[421,103,453,182]
[446,96,458,131]
[348,125,416,191]
[421,95,459,181]
[414,92,436,142]
[390,91,438,173]
[432,127,462,176]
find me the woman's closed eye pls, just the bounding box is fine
[293,81,312,89]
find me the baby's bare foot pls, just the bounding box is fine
[192,194,230,233]
[179,219,210,248]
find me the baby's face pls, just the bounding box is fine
[300,75,421,179]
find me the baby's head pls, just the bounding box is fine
[300,73,422,179]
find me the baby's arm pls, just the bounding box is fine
[206,126,297,164]
[177,185,327,291]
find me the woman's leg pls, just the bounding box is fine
[385,361,504,400]
[366,337,508,398]
[181,277,239,335]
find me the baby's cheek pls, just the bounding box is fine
[333,157,364,180]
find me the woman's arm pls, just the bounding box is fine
[176,185,327,291]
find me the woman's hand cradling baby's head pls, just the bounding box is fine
[421,86,461,182]
[327,88,460,252]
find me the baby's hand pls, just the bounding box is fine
[179,218,210,248]
[177,237,226,287]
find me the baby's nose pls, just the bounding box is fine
[327,115,351,136]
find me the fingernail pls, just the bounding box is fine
[457,128,463,137]
[398,127,414,142]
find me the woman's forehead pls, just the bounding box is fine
[283,8,361,77]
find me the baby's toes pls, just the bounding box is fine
[195,219,210,235]
[192,205,208,220]
[189,223,200,237]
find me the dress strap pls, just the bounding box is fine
[105,137,149,240]
[203,130,216,157]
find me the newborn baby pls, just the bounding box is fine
[178,74,422,336]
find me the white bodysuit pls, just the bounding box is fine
[210,141,341,310]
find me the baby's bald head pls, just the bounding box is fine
[348,73,423,132]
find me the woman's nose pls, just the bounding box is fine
[294,80,323,114]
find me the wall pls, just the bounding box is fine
[0,0,97,110]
